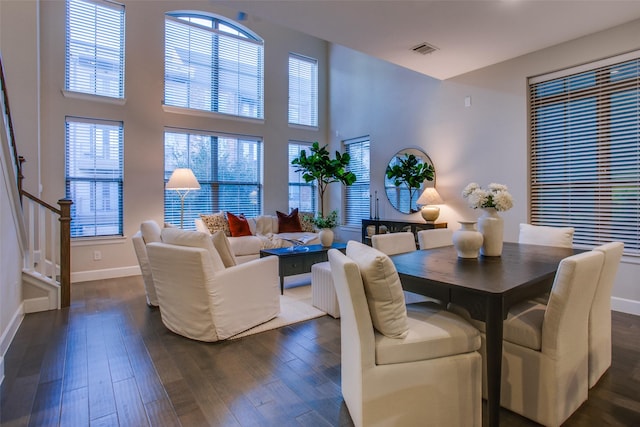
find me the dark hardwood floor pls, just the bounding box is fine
[1,275,639,426]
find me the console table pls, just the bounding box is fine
[361,218,447,246]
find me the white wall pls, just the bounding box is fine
[330,19,640,314]
[26,0,327,279]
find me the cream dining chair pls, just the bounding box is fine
[370,231,416,255]
[328,242,482,427]
[473,250,605,426]
[417,228,453,250]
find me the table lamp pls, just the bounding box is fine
[166,168,200,228]
[417,187,444,222]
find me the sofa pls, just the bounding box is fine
[195,210,321,263]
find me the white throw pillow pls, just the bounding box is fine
[346,240,409,339]
[161,228,226,271]
[519,223,575,248]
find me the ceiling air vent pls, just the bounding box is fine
[411,42,438,55]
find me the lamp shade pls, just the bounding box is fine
[417,187,444,205]
[166,168,200,190]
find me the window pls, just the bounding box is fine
[66,118,123,238]
[288,141,316,213]
[288,53,318,127]
[529,52,640,256]
[164,129,263,228]
[344,137,370,227]
[65,0,125,98]
[164,13,264,119]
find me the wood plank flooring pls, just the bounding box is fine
[1,275,639,426]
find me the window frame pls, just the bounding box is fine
[65,0,125,100]
[288,53,319,128]
[65,117,124,238]
[164,128,263,228]
[528,51,640,257]
[343,136,371,228]
[164,12,264,120]
[288,140,317,214]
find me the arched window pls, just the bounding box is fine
[164,12,264,119]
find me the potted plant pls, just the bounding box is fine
[385,153,435,213]
[291,142,356,245]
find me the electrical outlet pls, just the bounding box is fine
[93,250,102,261]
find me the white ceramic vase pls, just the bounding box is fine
[452,221,483,258]
[477,207,504,256]
[319,228,334,247]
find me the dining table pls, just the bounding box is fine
[390,242,584,427]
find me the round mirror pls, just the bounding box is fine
[385,148,435,214]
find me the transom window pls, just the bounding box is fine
[529,52,640,256]
[164,12,264,119]
[344,137,371,227]
[288,141,317,213]
[164,129,263,228]
[65,0,125,98]
[65,117,124,238]
[288,53,318,127]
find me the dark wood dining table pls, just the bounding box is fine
[390,242,584,427]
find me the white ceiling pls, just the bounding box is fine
[213,0,640,80]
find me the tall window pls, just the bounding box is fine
[164,13,264,119]
[529,52,640,256]
[66,118,123,238]
[164,129,263,228]
[65,0,125,98]
[288,53,318,127]
[288,141,316,213]
[344,137,370,227]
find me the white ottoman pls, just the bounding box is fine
[311,261,340,318]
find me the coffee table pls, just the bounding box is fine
[260,243,347,294]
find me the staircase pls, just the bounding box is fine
[1,54,71,311]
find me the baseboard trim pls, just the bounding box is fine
[23,297,54,314]
[72,265,140,283]
[0,302,24,387]
[612,297,640,316]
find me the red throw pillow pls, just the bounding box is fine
[277,208,303,233]
[226,212,252,237]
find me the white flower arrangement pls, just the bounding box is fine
[462,182,514,212]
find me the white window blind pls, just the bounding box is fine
[164,14,264,119]
[344,137,370,227]
[66,117,123,237]
[288,53,318,127]
[529,54,640,256]
[164,129,263,228]
[288,141,316,213]
[65,0,125,98]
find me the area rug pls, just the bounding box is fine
[230,284,326,339]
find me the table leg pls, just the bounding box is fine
[485,296,504,427]
[280,276,284,295]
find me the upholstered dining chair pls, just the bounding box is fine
[588,242,624,388]
[518,223,575,248]
[327,242,482,427]
[465,250,604,427]
[417,228,454,250]
[370,231,416,255]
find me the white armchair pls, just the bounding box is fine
[146,228,280,341]
[132,220,163,306]
[328,242,482,427]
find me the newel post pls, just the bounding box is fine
[58,198,73,308]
